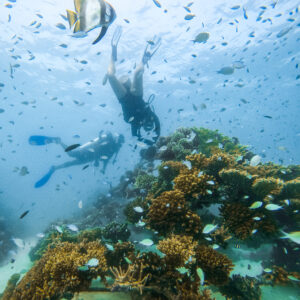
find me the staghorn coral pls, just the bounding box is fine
[219,275,261,300]
[11,241,107,300]
[180,210,203,237]
[195,245,234,286]
[146,190,187,235]
[157,234,197,267]
[110,263,150,295]
[210,225,232,248]
[220,203,256,240]
[134,172,157,192]
[251,177,284,199]
[186,153,208,169]
[205,153,235,177]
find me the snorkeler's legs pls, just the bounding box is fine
[53,159,82,171]
[132,62,144,97]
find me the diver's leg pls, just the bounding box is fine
[131,62,144,97]
[53,159,82,171]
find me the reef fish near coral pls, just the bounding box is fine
[280,231,300,244]
[249,201,263,209]
[250,155,262,166]
[202,224,218,234]
[139,238,154,246]
[265,204,282,211]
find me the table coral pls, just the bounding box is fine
[10,241,107,300]
[157,234,197,267]
[195,245,234,285]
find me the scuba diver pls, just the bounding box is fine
[29,131,124,188]
[103,26,161,146]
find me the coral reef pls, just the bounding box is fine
[219,275,261,300]
[11,241,107,299]
[195,245,234,285]
[102,222,130,243]
[157,234,197,267]
[0,273,20,300]
[123,197,148,224]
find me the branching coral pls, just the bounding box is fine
[11,241,107,300]
[102,222,130,243]
[195,245,234,285]
[251,177,284,199]
[110,263,150,295]
[219,275,261,300]
[123,197,148,224]
[1,273,20,300]
[146,190,187,235]
[263,266,300,285]
[174,169,217,198]
[280,178,300,199]
[105,241,135,268]
[157,234,197,267]
[220,203,256,240]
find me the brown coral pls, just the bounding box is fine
[220,203,256,240]
[280,178,300,199]
[157,235,197,267]
[205,153,235,177]
[146,190,187,234]
[195,245,234,285]
[174,169,217,198]
[10,241,107,300]
[263,266,300,285]
[186,153,208,169]
[252,177,284,199]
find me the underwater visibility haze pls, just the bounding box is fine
[0,0,300,299]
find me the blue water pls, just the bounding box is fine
[0,0,299,298]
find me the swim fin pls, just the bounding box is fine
[142,36,161,66]
[29,135,60,146]
[34,166,55,188]
[111,25,122,61]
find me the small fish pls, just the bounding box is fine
[12,238,25,248]
[56,23,66,30]
[183,160,192,170]
[128,116,135,122]
[212,244,219,250]
[124,257,132,264]
[202,224,218,234]
[287,275,300,282]
[55,225,63,233]
[193,32,209,43]
[158,146,167,152]
[36,13,43,19]
[86,258,99,267]
[133,206,144,213]
[183,6,191,13]
[65,144,81,152]
[19,166,29,176]
[276,27,292,38]
[123,18,130,23]
[36,233,45,238]
[249,201,263,209]
[196,267,205,285]
[265,204,282,211]
[82,164,89,170]
[139,239,154,246]
[184,14,196,20]
[67,224,79,232]
[207,180,215,185]
[284,199,290,206]
[253,216,261,221]
[243,8,248,19]
[206,139,213,143]
[19,210,29,219]
[249,155,261,166]
[135,220,146,227]
[152,0,161,8]
[78,200,83,209]
[105,243,114,251]
[177,267,189,274]
[251,229,258,235]
[217,66,234,75]
[234,244,241,248]
[263,115,272,119]
[264,268,272,273]
[231,5,240,10]
[78,265,89,272]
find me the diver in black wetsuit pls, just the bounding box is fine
[29,131,124,188]
[104,26,161,146]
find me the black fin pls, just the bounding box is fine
[92,26,108,45]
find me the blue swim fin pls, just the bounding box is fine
[34,167,55,188]
[29,135,60,146]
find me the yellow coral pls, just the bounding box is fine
[157,234,197,267]
[11,241,107,300]
[280,178,300,199]
[186,153,208,169]
[174,169,217,197]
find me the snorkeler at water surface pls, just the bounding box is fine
[29,131,124,188]
[103,26,161,146]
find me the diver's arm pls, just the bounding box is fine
[107,56,127,99]
[131,62,144,97]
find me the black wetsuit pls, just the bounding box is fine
[119,93,160,145]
